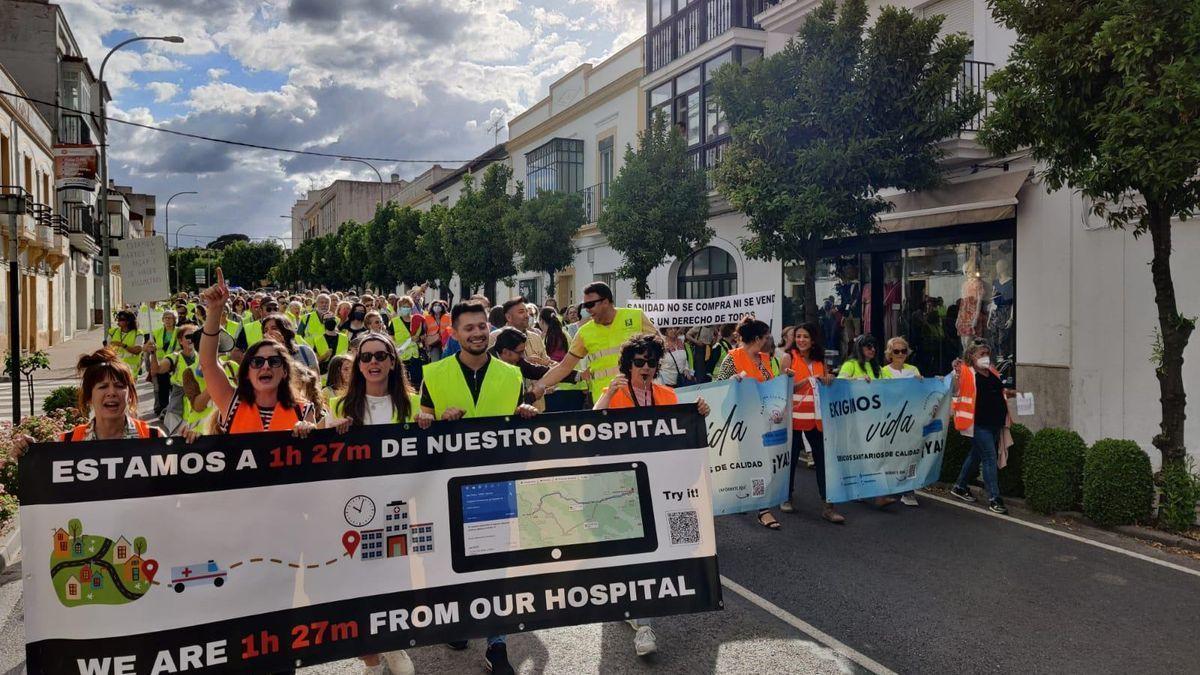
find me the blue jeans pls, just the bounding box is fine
[955,426,1002,501]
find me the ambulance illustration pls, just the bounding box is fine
[170,560,227,593]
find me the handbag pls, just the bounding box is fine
[668,348,697,388]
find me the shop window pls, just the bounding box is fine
[678,247,737,299]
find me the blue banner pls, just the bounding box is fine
[819,377,953,503]
[676,377,793,515]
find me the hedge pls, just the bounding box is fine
[997,424,1032,498]
[1157,461,1200,532]
[1082,439,1153,526]
[1023,428,1086,514]
[42,385,80,415]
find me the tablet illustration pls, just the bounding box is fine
[448,462,658,573]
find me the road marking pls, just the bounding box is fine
[920,491,1200,579]
[720,574,897,675]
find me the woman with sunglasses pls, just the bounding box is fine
[881,336,922,506]
[714,319,789,530]
[592,334,708,659]
[198,269,316,436]
[321,332,422,675]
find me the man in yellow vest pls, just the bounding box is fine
[537,281,657,401]
[417,301,536,674]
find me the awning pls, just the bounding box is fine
[879,169,1031,232]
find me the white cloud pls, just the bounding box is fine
[146,81,180,103]
[207,68,228,80]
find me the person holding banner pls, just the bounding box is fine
[419,301,539,675]
[592,333,710,657]
[949,339,1012,514]
[9,349,164,457]
[321,332,421,675]
[537,281,657,404]
[715,319,789,530]
[838,335,900,509]
[197,269,317,436]
[881,336,923,507]
[779,323,843,523]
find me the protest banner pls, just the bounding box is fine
[819,377,953,503]
[116,236,170,307]
[675,377,792,515]
[19,407,720,674]
[628,291,776,329]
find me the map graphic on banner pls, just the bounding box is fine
[628,291,776,328]
[819,377,953,503]
[675,377,792,515]
[19,408,721,674]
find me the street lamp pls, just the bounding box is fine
[339,157,385,209]
[0,191,30,421]
[164,191,197,293]
[97,34,184,341]
[174,223,199,292]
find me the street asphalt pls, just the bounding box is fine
[3,467,1199,674]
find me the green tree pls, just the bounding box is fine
[5,350,50,415]
[384,206,427,288]
[168,248,220,293]
[444,164,523,300]
[219,241,284,289]
[133,536,147,556]
[206,233,250,250]
[417,205,455,295]
[68,518,82,541]
[710,0,978,322]
[338,222,370,288]
[510,190,584,298]
[599,111,710,298]
[979,0,1199,467]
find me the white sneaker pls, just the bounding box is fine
[900,493,919,507]
[634,625,657,657]
[383,649,415,675]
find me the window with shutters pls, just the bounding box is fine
[918,0,974,57]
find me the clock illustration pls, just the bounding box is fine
[344,495,376,528]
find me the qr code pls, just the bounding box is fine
[906,464,917,479]
[668,510,700,545]
[752,478,766,497]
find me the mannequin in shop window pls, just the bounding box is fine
[987,257,1014,365]
[955,250,988,350]
[836,262,862,357]
[882,263,902,339]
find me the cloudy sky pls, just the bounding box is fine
[58,0,644,246]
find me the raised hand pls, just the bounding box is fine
[198,267,230,316]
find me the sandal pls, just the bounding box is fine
[756,511,781,530]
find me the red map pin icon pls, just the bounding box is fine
[141,559,159,583]
[342,531,361,557]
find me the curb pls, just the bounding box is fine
[0,514,19,574]
[929,484,1200,555]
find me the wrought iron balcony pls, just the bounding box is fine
[578,182,609,224]
[648,0,769,73]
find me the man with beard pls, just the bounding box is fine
[418,302,538,675]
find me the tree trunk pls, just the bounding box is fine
[546,270,557,300]
[803,244,820,325]
[484,279,498,304]
[634,276,650,299]
[1147,201,1193,467]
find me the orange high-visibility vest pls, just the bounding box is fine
[951,364,1003,433]
[790,349,825,432]
[227,400,302,434]
[729,347,773,382]
[606,382,679,408]
[63,417,153,441]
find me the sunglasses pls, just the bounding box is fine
[359,351,393,364]
[581,298,604,310]
[632,358,660,369]
[247,355,285,369]
[891,348,909,355]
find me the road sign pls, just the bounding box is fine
[195,268,207,285]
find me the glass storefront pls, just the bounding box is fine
[782,223,1015,385]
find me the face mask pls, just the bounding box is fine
[976,356,991,370]
[580,308,590,320]
[351,311,366,321]
[400,308,412,318]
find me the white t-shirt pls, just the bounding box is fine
[364,394,395,426]
[885,364,918,379]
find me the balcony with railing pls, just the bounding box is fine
[648,0,770,73]
[578,182,609,224]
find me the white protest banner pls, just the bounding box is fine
[628,291,776,329]
[820,377,953,502]
[20,408,720,674]
[116,236,170,306]
[675,377,792,515]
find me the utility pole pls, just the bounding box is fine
[1,191,29,422]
